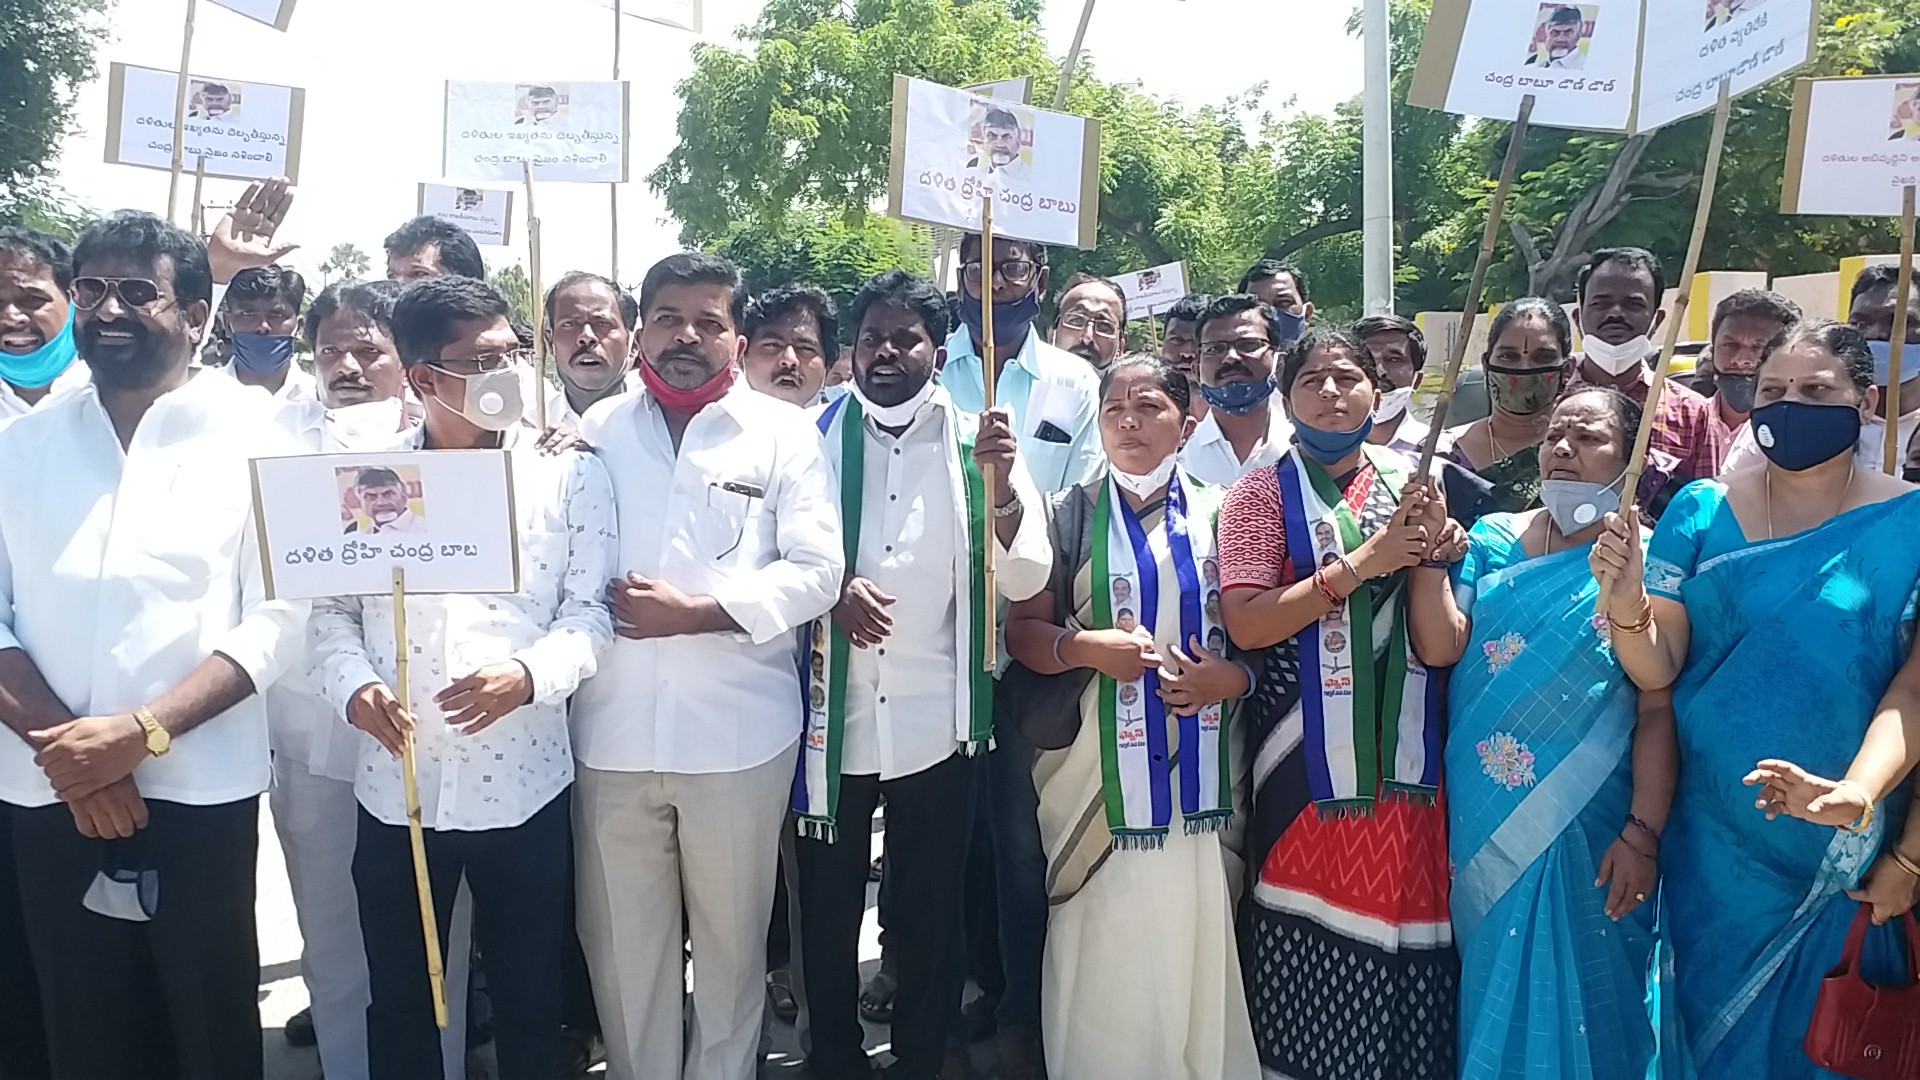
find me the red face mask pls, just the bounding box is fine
[638,354,735,413]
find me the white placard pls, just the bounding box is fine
[966,77,1033,104]
[417,184,515,246]
[1635,0,1816,132]
[104,62,305,182]
[208,0,297,30]
[1781,76,1920,216]
[443,81,630,184]
[887,76,1101,249]
[1408,0,1640,131]
[1111,261,1189,321]
[251,450,520,600]
[631,0,702,32]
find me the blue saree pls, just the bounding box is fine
[1649,483,1920,1080]
[1447,513,1656,1080]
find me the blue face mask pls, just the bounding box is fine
[1294,414,1375,464]
[1198,374,1277,416]
[1750,400,1862,472]
[959,289,1041,350]
[1864,338,1920,387]
[0,308,78,390]
[1273,308,1307,347]
[230,332,296,374]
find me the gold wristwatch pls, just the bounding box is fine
[133,706,171,757]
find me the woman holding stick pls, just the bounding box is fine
[1007,354,1258,1080]
[1220,328,1463,1080]
[1592,320,1920,1078]
[1413,387,1674,1078]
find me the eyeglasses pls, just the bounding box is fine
[1058,313,1120,337]
[1199,338,1272,362]
[960,259,1038,290]
[433,349,527,374]
[70,277,164,311]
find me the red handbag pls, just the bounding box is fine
[1803,904,1920,1080]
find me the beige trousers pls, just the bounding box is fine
[574,744,798,1080]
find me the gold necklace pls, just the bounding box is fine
[1766,460,1855,540]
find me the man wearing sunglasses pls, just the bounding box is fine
[0,227,90,424]
[1049,272,1128,374]
[0,210,308,1080]
[311,275,617,1080]
[1180,293,1300,487]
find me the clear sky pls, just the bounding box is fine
[47,0,1364,285]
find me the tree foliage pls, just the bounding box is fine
[320,242,373,284]
[487,264,534,328]
[0,0,110,226]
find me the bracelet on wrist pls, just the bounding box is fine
[1890,848,1920,880]
[1049,627,1072,669]
[993,492,1023,519]
[1836,779,1876,834]
[1626,814,1661,846]
[1607,599,1654,636]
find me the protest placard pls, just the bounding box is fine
[966,77,1033,104]
[1634,0,1816,131]
[886,75,1101,249]
[1111,261,1189,321]
[250,450,520,601]
[104,62,305,182]
[443,81,630,184]
[1409,0,1638,131]
[1782,75,1920,216]
[417,183,515,246]
[207,0,297,30]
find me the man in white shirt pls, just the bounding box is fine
[0,227,89,425]
[545,271,640,428]
[573,253,843,1080]
[940,233,1103,494]
[314,275,618,1080]
[741,283,837,408]
[217,263,318,402]
[796,270,1050,1080]
[1180,294,1300,487]
[0,210,306,1080]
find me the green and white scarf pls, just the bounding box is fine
[794,391,994,842]
[1090,469,1233,849]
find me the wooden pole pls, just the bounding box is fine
[1052,0,1097,110]
[1415,94,1535,478]
[166,0,200,226]
[1620,80,1733,502]
[609,0,623,283]
[1886,184,1915,475]
[393,568,449,1029]
[525,160,547,431]
[981,194,998,670]
[189,158,207,236]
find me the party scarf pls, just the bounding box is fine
[1276,445,1440,814]
[794,391,994,842]
[1090,470,1231,849]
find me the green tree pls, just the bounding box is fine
[320,242,373,284]
[488,264,533,328]
[0,0,110,225]
[715,212,931,342]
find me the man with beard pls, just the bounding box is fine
[218,263,317,402]
[1355,312,1430,458]
[742,284,837,408]
[572,252,842,1080]
[1568,248,1725,513]
[1050,273,1127,374]
[1179,294,1300,487]
[0,210,305,1080]
[0,227,90,423]
[796,268,1049,1080]
[1237,259,1314,323]
[1161,292,1210,422]
[546,271,640,427]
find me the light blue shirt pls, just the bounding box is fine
[940,325,1103,494]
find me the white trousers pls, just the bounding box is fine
[575,745,798,1080]
[269,756,474,1080]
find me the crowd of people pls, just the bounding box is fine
[0,173,1916,1080]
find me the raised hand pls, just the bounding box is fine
[209,177,298,284]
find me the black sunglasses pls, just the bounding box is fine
[70,277,164,312]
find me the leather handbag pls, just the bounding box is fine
[996,488,1095,752]
[1803,904,1920,1080]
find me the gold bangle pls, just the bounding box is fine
[1891,848,1920,880]
[1607,601,1654,636]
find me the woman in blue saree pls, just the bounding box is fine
[1411,387,1677,1078]
[1591,321,1920,1079]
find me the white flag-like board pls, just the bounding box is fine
[417,183,515,246]
[887,75,1101,249]
[965,77,1033,104]
[1635,0,1817,131]
[208,0,297,30]
[104,62,306,182]
[1112,261,1189,321]
[631,0,702,32]
[443,81,630,184]
[251,450,520,600]
[1782,75,1920,216]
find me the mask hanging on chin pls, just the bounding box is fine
[1112,452,1178,499]
[1198,375,1276,416]
[1583,333,1653,377]
[1539,469,1626,535]
[959,289,1041,350]
[0,310,78,390]
[1293,415,1375,464]
[1373,385,1413,424]
[638,355,736,413]
[850,373,938,427]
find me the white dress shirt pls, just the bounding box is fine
[940,326,1104,493]
[574,382,844,775]
[1720,408,1920,475]
[0,364,90,423]
[1179,398,1296,487]
[832,394,1051,779]
[311,424,619,831]
[545,371,641,431]
[216,357,318,403]
[0,372,308,807]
